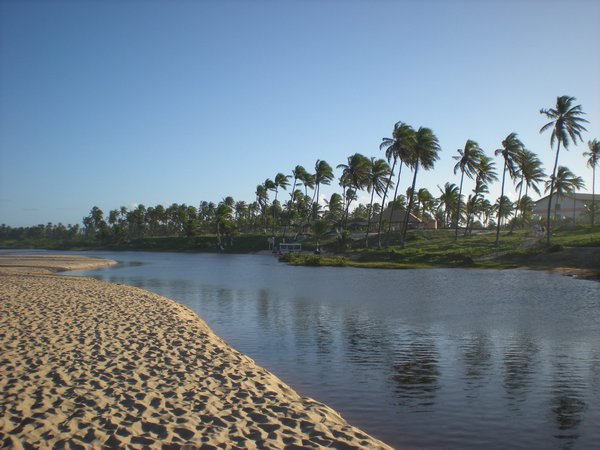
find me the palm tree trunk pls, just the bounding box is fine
[365,188,376,248]
[546,141,562,244]
[377,159,396,249]
[386,162,404,247]
[272,189,278,237]
[401,162,419,248]
[495,161,507,247]
[522,185,529,228]
[463,197,474,238]
[592,166,596,227]
[455,170,465,240]
[510,177,524,233]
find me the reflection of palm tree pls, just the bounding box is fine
[494,133,524,246]
[550,357,586,446]
[540,96,588,243]
[583,139,599,226]
[503,334,538,401]
[461,331,492,391]
[453,140,484,240]
[392,332,439,408]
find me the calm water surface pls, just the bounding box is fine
[61,251,599,449]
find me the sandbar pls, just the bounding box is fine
[0,255,391,449]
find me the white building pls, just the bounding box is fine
[533,192,599,224]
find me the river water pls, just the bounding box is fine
[61,251,599,449]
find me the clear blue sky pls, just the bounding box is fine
[1,0,599,227]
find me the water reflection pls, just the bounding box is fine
[342,312,392,367]
[461,331,493,392]
[391,332,439,409]
[551,355,587,449]
[503,332,539,407]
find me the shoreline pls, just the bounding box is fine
[0,255,391,449]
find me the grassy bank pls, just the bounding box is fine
[283,226,600,272]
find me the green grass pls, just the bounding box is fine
[547,225,600,247]
[285,226,597,270]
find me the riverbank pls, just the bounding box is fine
[0,255,391,449]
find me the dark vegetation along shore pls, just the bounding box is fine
[2,226,599,280]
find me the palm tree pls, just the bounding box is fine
[453,140,485,240]
[416,188,435,220]
[215,200,234,248]
[324,193,343,226]
[512,149,545,229]
[401,127,441,246]
[544,166,585,221]
[494,133,524,246]
[493,195,514,229]
[310,160,334,222]
[583,139,600,226]
[540,96,588,243]
[464,155,497,236]
[437,182,460,229]
[255,184,269,232]
[271,173,290,235]
[337,153,370,229]
[364,157,392,247]
[378,122,415,248]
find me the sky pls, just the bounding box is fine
[1,0,599,227]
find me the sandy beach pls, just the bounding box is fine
[0,255,391,449]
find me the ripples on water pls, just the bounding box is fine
[61,251,600,450]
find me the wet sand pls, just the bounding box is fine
[0,255,391,449]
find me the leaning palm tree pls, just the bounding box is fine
[271,173,290,235]
[493,195,514,231]
[583,139,600,226]
[255,184,269,232]
[544,166,585,221]
[378,121,415,248]
[540,96,588,243]
[453,140,485,240]
[464,155,497,236]
[416,188,435,220]
[337,153,370,229]
[364,157,392,247]
[512,149,545,229]
[311,159,334,221]
[437,182,460,229]
[400,127,441,246]
[494,133,524,246]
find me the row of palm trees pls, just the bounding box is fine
[251,95,597,247]
[70,95,597,247]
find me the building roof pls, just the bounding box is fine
[534,192,599,204]
[372,206,434,224]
